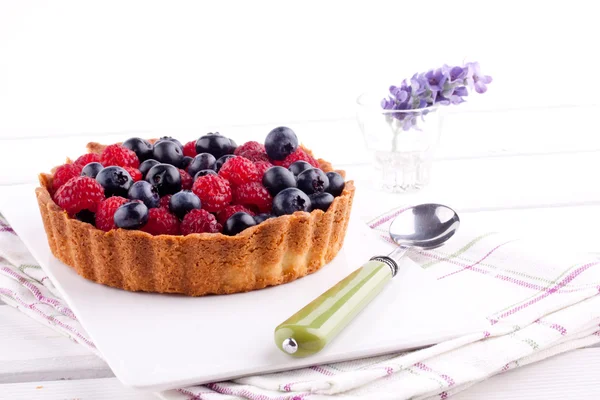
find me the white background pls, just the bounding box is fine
[1,0,598,138]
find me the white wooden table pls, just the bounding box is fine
[1,109,600,399]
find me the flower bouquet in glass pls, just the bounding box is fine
[356,62,492,193]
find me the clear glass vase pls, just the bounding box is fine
[356,91,442,193]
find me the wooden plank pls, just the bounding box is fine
[0,378,155,400]
[0,307,111,384]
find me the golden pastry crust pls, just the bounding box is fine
[35,143,355,296]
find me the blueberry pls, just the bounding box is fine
[187,153,217,177]
[262,166,296,196]
[114,202,149,230]
[128,181,160,208]
[228,138,238,153]
[153,140,184,167]
[155,136,184,151]
[169,190,201,219]
[122,137,153,161]
[253,213,275,224]
[194,169,218,180]
[325,172,345,197]
[288,161,313,176]
[309,192,334,212]
[75,210,95,225]
[215,154,236,171]
[139,159,160,178]
[145,163,182,195]
[181,156,193,169]
[265,126,298,161]
[81,162,104,179]
[223,212,256,236]
[96,166,134,197]
[296,168,329,194]
[272,188,311,216]
[195,133,235,159]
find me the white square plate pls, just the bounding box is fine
[0,184,486,392]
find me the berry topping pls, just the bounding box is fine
[122,138,153,162]
[253,213,275,224]
[254,161,274,177]
[123,167,143,182]
[52,163,83,192]
[288,160,313,176]
[191,174,232,212]
[262,166,296,196]
[265,126,298,161]
[73,153,101,168]
[152,140,184,168]
[309,192,334,212]
[181,209,221,235]
[273,148,319,169]
[179,169,193,190]
[155,136,184,151]
[100,144,140,168]
[194,169,218,180]
[114,202,149,230]
[159,194,172,209]
[145,164,182,196]
[81,162,104,179]
[233,182,273,213]
[139,159,160,178]
[215,154,236,172]
[75,210,96,225]
[127,180,160,208]
[96,166,134,197]
[216,205,255,225]
[297,168,329,194]
[218,156,260,186]
[140,207,180,236]
[183,140,197,158]
[195,133,235,159]
[169,190,201,219]
[187,153,217,177]
[325,171,345,197]
[95,196,128,231]
[223,212,256,236]
[54,176,105,215]
[272,188,311,216]
[181,156,193,170]
[234,141,265,156]
[228,138,238,153]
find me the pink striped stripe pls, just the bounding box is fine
[176,388,212,400]
[0,226,15,234]
[436,241,514,280]
[206,383,308,400]
[309,365,335,376]
[369,207,411,229]
[497,261,599,320]
[414,362,455,387]
[534,319,567,335]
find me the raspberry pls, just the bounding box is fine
[73,153,101,168]
[54,176,105,216]
[183,141,197,158]
[123,167,143,182]
[233,182,273,213]
[254,161,273,177]
[192,174,232,212]
[218,156,260,186]
[272,148,319,169]
[181,209,221,235]
[52,163,83,192]
[179,169,193,190]
[216,205,255,225]
[100,144,140,168]
[242,151,270,163]
[234,141,264,156]
[95,196,128,231]
[140,208,180,235]
[159,195,172,210]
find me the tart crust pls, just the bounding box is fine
[35,143,355,296]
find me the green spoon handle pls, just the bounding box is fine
[274,256,398,357]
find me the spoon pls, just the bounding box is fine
[274,203,460,357]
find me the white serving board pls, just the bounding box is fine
[0,184,486,392]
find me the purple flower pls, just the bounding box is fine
[424,68,447,92]
[465,61,493,94]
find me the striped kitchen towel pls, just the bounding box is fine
[1,209,599,400]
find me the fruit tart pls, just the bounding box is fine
[36,127,355,296]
